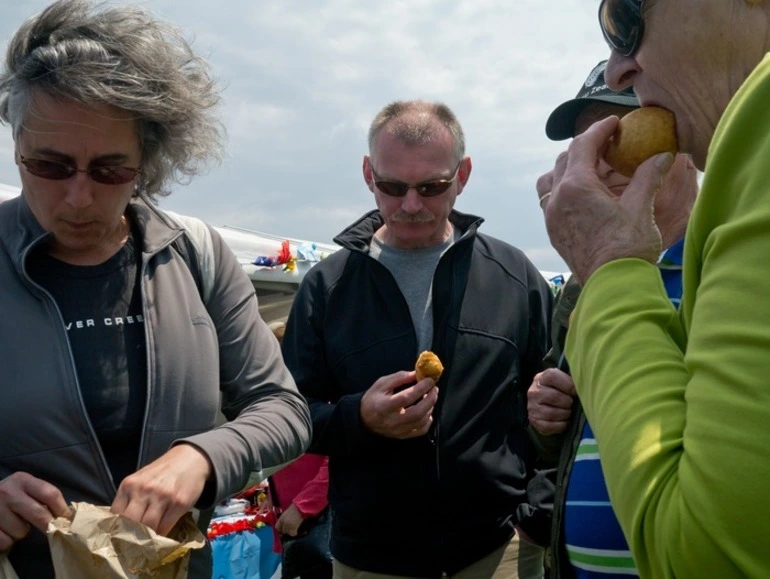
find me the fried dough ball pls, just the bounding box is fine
[604,106,678,178]
[415,350,444,383]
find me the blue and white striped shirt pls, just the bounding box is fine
[563,238,684,578]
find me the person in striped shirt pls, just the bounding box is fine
[526,61,699,579]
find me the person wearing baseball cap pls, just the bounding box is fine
[527,61,699,578]
[545,60,638,141]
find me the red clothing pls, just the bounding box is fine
[271,453,329,518]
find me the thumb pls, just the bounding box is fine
[621,152,674,217]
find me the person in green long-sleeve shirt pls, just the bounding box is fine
[536,0,770,577]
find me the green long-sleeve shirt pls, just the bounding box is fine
[565,53,770,578]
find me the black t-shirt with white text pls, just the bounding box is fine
[28,234,147,486]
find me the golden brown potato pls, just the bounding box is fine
[415,350,444,383]
[604,106,678,178]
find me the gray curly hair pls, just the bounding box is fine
[0,0,225,197]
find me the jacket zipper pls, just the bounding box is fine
[20,239,117,495]
[426,231,470,486]
[135,231,184,468]
[352,226,476,496]
[366,254,443,483]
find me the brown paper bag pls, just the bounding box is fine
[46,502,206,579]
[0,554,20,579]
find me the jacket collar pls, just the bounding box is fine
[127,194,187,255]
[0,192,185,270]
[0,195,49,266]
[333,209,484,253]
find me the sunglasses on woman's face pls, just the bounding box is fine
[371,161,462,198]
[599,0,645,57]
[18,154,141,186]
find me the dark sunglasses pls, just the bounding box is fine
[19,154,141,185]
[371,161,462,198]
[598,0,645,57]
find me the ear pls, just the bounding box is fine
[456,156,472,195]
[363,156,375,193]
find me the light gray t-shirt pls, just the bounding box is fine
[369,228,458,352]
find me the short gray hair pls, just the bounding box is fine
[367,100,465,163]
[0,0,225,198]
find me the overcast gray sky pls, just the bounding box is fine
[0,0,610,272]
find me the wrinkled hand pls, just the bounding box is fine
[275,503,304,537]
[528,369,576,436]
[111,443,212,537]
[0,472,70,551]
[361,371,438,439]
[538,116,673,285]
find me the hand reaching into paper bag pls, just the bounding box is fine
[111,444,213,537]
[1,502,205,579]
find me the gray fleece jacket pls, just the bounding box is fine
[0,194,311,578]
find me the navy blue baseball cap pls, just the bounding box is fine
[545,60,639,141]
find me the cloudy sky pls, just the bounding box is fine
[0,0,610,272]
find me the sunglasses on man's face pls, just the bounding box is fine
[371,161,462,198]
[19,154,141,186]
[599,0,645,58]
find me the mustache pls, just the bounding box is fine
[391,211,435,223]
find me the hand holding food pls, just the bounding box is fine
[415,351,444,383]
[604,106,678,177]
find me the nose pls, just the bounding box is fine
[400,188,424,213]
[63,171,94,209]
[605,51,640,93]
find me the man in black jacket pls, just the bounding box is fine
[282,99,553,578]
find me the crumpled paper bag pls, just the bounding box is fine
[46,502,206,578]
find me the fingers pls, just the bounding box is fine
[275,504,303,537]
[401,383,438,422]
[114,490,185,537]
[369,371,421,413]
[112,445,210,536]
[274,517,285,534]
[113,489,149,529]
[536,151,568,209]
[565,116,619,174]
[0,529,16,552]
[540,113,665,283]
[537,368,576,397]
[113,483,185,538]
[157,503,189,537]
[536,170,553,198]
[530,416,571,436]
[551,151,569,190]
[622,152,675,216]
[394,377,436,409]
[0,472,68,541]
[527,378,574,412]
[370,371,416,395]
[392,383,438,439]
[0,510,31,550]
[360,374,439,439]
[527,371,575,436]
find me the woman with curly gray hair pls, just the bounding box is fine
[0,1,311,577]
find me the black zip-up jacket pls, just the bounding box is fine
[282,209,553,577]
[529,278,582,579]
